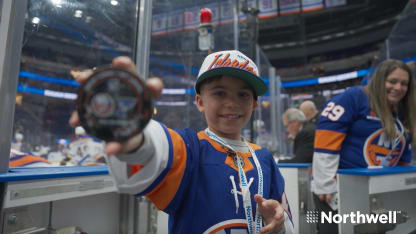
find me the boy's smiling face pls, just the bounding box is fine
[196,75,257,140]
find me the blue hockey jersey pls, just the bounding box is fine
[107,120,293,233]
[314,86,412,168]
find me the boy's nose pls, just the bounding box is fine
[224,101,238,109]
[224,97,240,108]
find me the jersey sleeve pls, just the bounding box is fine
[106,120,194,213]
[314,88,359,154]
[313,87,360,194]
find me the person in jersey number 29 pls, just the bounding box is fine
[312,59,415,234]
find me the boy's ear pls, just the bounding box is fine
[253,100,258,109]
[195,94,204,112]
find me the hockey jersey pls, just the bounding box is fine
[314,86,411,168]
[313,86,412,195]
[107,120,293,234]
[9,149,51,167]
[67,136,106,166]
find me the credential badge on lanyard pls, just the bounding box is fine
[205,129,264,234]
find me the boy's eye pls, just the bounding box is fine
[213,91,225,96]
[239,92,251,98]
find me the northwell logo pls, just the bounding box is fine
[306,210,400,224]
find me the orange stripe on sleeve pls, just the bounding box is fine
[314,130,346,151]
[146,129,187,210]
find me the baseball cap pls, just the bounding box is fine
[195,50,267,96]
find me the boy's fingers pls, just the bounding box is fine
[261,223,284,234]
[254,194,285,234]
[106,142,122,155]
[254,194,264,204]
[71,56,135,84]
[119,133,145,154]
[112,56,137,71]
[255,194,278,211]
[112,57,164,99]
[260,221,283,234]
[69,111,80,127]
[146,77,164,99]
[70,69,93,83]
[105,133,144,156]
[259,224,274,234]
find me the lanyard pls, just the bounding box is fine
[205,129,264,234]
[387,118,405,161]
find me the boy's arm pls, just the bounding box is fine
[106,119,170,195]
[71,57,185,208]
[107,120,191,213]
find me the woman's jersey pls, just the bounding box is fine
[312,86,411,195]
[314,86,411,168]
[106,120,293,234]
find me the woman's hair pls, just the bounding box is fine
[367,59,416,147]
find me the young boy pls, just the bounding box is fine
[71,50,293,234]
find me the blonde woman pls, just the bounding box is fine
[312,59,415,234]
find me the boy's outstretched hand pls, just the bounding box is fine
[254,194,285,234]
[69,56,164,156]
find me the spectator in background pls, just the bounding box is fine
[279,108,315,163]
[47,139,69,165]
[299,100,319,124]
[11,132,24,151]
[65,126,106,166]
[75,126,86,137]
[312,59,415,234]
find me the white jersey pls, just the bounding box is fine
[67,136,106,166]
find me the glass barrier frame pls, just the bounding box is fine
[1,0,155,171]
[0,0,27,172]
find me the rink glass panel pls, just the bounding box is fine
[12,0,140,167]
[150,0,283,157]
[277,0,416,159]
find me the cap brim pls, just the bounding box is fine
[196,67,268,96]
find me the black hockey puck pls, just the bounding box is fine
[77,66,152,142]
